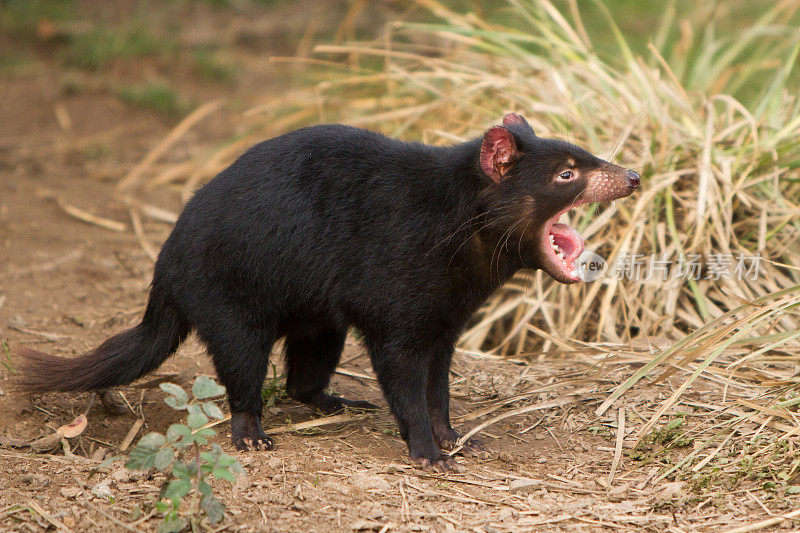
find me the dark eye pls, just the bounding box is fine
[558,170,574,180]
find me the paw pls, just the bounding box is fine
[233,435,273,451]
[97,389,128,415]
[412,455,463,473]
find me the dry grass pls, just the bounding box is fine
[105,0,800,520]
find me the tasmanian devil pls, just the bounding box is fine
[17,113,639,469]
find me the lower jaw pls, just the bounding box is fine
[542,260,580,283]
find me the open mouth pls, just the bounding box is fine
[543,204,586,283]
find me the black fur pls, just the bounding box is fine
[17,119,637,468]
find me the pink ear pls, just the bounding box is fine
[480,127,518,183]
[503,113,532,131]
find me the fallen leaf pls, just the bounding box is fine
[57,414,88,438]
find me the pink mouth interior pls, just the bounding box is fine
[545,214,585,282]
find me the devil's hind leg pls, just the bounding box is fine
[285,326,377,414]
[196,310,276,451]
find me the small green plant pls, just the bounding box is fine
[260,363,286,408]
[64,25,162,70]
[117,83,187,118]
[1,340,14,373]
[587,425,614,439]
[0,52,36,76]
[126,375,242,532]
[640,417,693,448]
[0,0,75,36]
[82,142,111,160]
[193,48,235,83]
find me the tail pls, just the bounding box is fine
[16,286,189,393]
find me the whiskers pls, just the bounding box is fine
[489,214,531,284]
[429,199,539,284]
[428,200,518,253]
[439,203,520,271]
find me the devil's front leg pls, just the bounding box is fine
[367,337,454,471]
[427,348,485,454]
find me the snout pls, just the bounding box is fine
[627,170,640,190]
[581,166,641,203]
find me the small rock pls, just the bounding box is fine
[320,480,351,495]
[536,456,548,464]
[528,488,549,501]
[352,520,383,531]
[267,457,282,470]
[509,478,539,494]
[498,451,514,463]
[60,487,83,499]
[91,481,112,499]
[657,481,687,500]
[571,497,593,509]
[608,482,630,500]
[351,473,391,492]
[9,315,25,329]
[98,390,127,415]
[450,462,466,473]
[249,491,269,504]
[90,447,108,462]
[110,468,129,483]
[234,471,250,489]
[17,473,50,489]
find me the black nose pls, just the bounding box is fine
[627,170,640,190]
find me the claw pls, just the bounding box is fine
[412,455,457,472]
[234,435,273,452]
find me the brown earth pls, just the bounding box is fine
[1,1,798,531]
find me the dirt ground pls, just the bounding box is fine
[1,2,799,532]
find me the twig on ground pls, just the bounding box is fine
[608,406,625,486]
[118,419,143,452]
